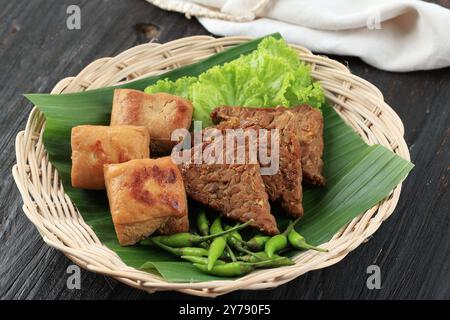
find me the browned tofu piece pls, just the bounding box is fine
[211,105,325,186]
[104,157,188,246]
[111,89,193,154]
[71,125,150,190]
[214,112,304,218]
[158,215,190,235]
[179,142,279,235]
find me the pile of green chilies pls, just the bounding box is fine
[149,210,328,277]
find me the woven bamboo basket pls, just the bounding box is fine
[12,36,410,297]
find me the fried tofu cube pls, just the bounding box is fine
[158,215,190,235]
[71,125,150,190]
[104,157,188,246]
[111,89,193,154]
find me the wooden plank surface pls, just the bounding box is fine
[0,0,448,300]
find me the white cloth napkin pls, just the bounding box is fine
[156,0,450,72]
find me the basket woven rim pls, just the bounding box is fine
[13,35,410,297]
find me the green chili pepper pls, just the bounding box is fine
[288,229,328,252]
[232,234,271,251]
[264,235,287,258]
[198,241,210,249]
[238,251,276,262]
[196,209,209,236]
[151,239,209,257]
[208,238,227,270]
[207,217,227,270]
[223,225,260,259]
[246,235,270,251]
[151,219,252,247]
[237,252,295,267]
[220,250,233,261]
[181,255,226,265]
[210,217,224,235]
[193,262,254,277]
[250,257,295,268]
[229,235,265,257]
[138,239,156,247]
[225,243,237,262]
[229,235,270,252]
[265,217,301,258]
[224,225,245,251]
[194,258,293,276]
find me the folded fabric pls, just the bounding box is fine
[147,0,450,72]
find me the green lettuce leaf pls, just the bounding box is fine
[144,37,325,126]
[144,76,196,98]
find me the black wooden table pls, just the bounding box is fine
[1,0,449,300]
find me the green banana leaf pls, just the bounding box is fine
[25,34,413,282]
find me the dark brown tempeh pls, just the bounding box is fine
[178,142,279,235]
[214,117,304,218]
[211,105,325,186]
